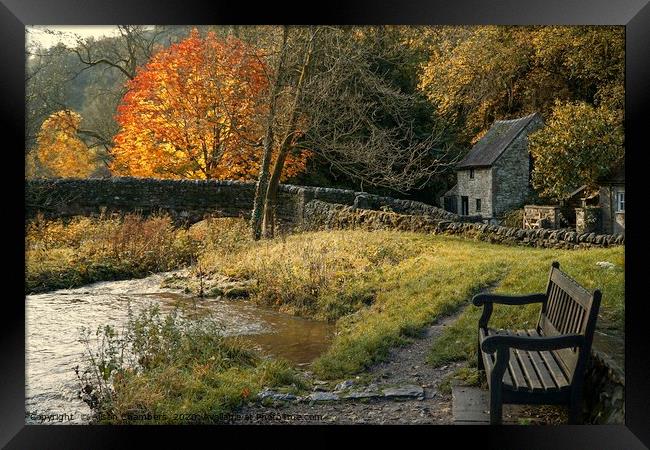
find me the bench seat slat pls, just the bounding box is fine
[539,349,570,389]
[524,330,559,390]
[491,329,529,391]
[527,329,571,389]
[509,348,528,391]
[515,330,544,392]
[480,328,570,392]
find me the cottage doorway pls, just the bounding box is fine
[461,196,469,215]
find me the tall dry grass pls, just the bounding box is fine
[25,213,198,293]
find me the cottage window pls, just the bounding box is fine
[469,168,475,179]
[476,198,481,212]
[616,191,625,212]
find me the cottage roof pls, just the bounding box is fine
[456,112,541,169]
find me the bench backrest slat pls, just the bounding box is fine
[538,262,601,380]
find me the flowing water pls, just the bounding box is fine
[25,273,334,424]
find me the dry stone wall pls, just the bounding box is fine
[24,178,623,248]
[582,350,624,424]
[523,205,563,229]
[303,200,624,248]
[25,177,463,226]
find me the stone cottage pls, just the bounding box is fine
[597,163,625,235]
[441,112,544,223]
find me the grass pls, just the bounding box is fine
[199,230,430,320]
[191,226,624,380]
[428,246,624,370]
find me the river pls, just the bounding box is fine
[25,272,333,424]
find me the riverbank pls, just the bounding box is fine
[25,214,250,294]
[234,307,567,425]
[26,217,624,424]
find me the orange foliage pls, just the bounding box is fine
[30,110,97,178]
[110,29,308,181]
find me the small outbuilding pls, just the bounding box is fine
[441,112,544,223]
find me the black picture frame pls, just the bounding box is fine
[2,0,649,447]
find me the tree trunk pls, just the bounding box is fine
[262,28,316,238]
[251,26,289,240]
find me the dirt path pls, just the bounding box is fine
[233,307,468,425]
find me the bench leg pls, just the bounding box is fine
[568,393,584,424]
[477,337,485,372]
[567,382,585,424]
[568,403,582,424]
[489,347,508,425]
[489,385,503,425]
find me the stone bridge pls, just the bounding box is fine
[25,177,460,227]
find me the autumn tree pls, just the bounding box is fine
[418,26,624,145]
[27,110,98,178]
[529,101,624,201]
[26,40,84,153]
[251,26,457,239]
[110,29,309,180]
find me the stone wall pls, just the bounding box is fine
[303,200,625,249]
[25,177,462,227]
[582,350,624,424]
[523,205,563,229]
[26,178,259,224]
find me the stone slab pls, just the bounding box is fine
[382,385,425,399]
[452,386,523,425]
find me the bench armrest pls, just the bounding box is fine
[474,293,546,329]
[481,333,586,353]
[472,293,546,306]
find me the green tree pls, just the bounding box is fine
[418,26,624,145]
[529,101,623,201]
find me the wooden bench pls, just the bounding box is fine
[473,261,601,424]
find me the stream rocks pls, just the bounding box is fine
[161,269,256,299]
[257,383,426,404]
[334,380,355,392]
[343,391,382,400]
[257,388,298,402]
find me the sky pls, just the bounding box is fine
[26,26,123,49]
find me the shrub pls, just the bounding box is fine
[76,304,304,424]
[501,208,524,228]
